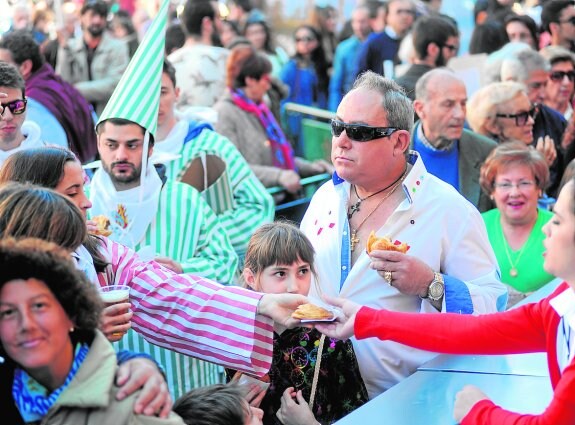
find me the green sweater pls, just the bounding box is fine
[482,208,554,293]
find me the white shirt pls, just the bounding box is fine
[550,287,575,372]
[301,151,507,398]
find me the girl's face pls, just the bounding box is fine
[55,161,92,217]
[543,180,575,284]
[294,28,318,57]
[245,23,267,51]
[246,259,312,296]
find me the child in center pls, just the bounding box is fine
[230,221,367,425]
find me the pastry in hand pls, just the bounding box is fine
[91,215,112,237]
[292,303,334,320]
[366,231,409,254]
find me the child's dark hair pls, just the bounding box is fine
[242,221,317,287]
[173,383,247,425]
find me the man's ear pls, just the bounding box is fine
[18,59,33,79]
[394,129,411,156]
[413,99,425,119]
[426,42,439,63]
[484,118,500,136]
[243,268,258,291]
[549,22,559,37]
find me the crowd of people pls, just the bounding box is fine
[2,0,575,424]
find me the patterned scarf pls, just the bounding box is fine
[12,343,89,423]
[230,89,296,170]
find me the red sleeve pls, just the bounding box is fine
[462,363,575,424]
[354,303,547,355]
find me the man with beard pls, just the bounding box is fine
[412,69,497,212]
[394,15,459,100]
[88,117,237,285]
[55,0,129,115]
[168,0,229,109]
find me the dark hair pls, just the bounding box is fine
[293,25,329,96]
[0,183,86,252]
[243,221,317,289]
[0,238,102,339]
[244,20,275,54]
[366,0,387,19]
[504,13,539,46]
[226,45,272,89]
[0,62,26,98]
[165,24,186,55]
[0,148,109,272]
[181,0,216,37]
[542,0,575,33]
[412,15,459,60]
[0,30,45,73]
[163,59,177,88]
[96,118,154,145]
[173,383,248,425]
[81,0,109,17]
[469,20,509,55]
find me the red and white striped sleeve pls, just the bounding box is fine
[96,238,274,376]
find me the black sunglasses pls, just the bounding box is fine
[442,43,458,52]
[330,119,399,142]
[295,36,315,43]
[549,70,575,82]
[495,106,537,126]
[560,16,575,26]
[0,99,27,116]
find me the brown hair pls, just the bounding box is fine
[242,221,317,290]
[479,141,549,195]
[225,44,272,89]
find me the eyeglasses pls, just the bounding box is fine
[560,16,575,26]
[295,36,315,43]
[442,43,458,53]
[549,70,575,82]
[330,119,399,142]
[0,99,27,116]
[493,180,536,192]
[495,106,536,126]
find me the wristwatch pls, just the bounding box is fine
[424,272,445,302]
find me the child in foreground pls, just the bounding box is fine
[231,221,368,425]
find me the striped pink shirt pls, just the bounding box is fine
[96,238,274,376]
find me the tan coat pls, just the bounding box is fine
[39,331,185,425]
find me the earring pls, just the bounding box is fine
[69,326,75,333]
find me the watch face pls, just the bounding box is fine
[429,281,444,299]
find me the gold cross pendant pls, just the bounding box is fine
[350,229,360,252]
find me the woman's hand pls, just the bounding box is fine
[535,136,557,166]
[453,385,489,423]
[276,388,320,425]
[86,219,99,235]
[100,303,132,342]
[116,357,172,418]
[314,295,362,340]
[278,170,302,194]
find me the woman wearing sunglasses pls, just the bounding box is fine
[316,174,575,424]
[467,81,557,168]
[541,46,575,120]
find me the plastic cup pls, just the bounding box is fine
[99,285,130,338]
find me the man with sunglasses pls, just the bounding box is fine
[394,15,459,101]
[0,62,45,167]
[501,47,566,196]
[542,0,575,52]
[412,69,496,212]
[300,71,506,399]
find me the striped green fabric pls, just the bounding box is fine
[164,125,274,254]
[87,181,236,398]
[203,169,234,214]
[97,0,169,137]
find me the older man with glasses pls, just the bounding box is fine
[300,71,506,400]
[0,62,46,167]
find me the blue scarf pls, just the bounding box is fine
[12,343,89,423]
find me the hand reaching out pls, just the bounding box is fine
[535,136,557,166]
[276,387,320,425]
[453,385,489,423]
[313,295,362,340]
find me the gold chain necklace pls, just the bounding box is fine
[501,227,530,278]
[349,170,407,252]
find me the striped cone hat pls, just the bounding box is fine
[97,0,169,138]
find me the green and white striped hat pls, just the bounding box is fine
[97,0,169,138]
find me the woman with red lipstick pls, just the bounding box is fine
[316,173,575,424]
[480,142,555,307]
